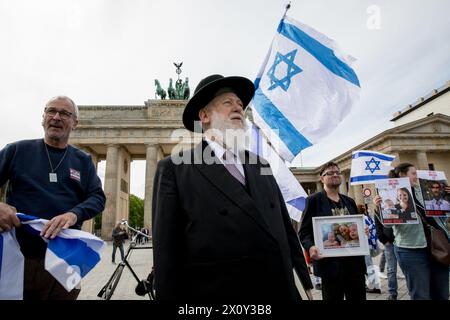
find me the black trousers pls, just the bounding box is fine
[24,258,80,300]
[321,272,366,300]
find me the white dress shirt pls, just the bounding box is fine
[204,137,246,178]
[425,198,450,211]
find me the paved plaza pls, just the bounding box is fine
[79,240,154,300]
[78,240,412,300]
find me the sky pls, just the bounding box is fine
[1,0,450,198]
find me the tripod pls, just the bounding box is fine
[97,221,154,300]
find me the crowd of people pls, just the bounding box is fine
[0,74,448,301]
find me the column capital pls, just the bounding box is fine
[145,142,159,147]
[78,145,98,157]
[106,144,120,149]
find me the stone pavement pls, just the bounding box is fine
[79,241,412,300]
[78,240,154,300]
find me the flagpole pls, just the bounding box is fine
[282,1,291,19]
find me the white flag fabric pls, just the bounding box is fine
[0,229,24,299]
[0,213,105,298]
[252,15,361,162]
[350,150,395,185]
[248,120,307,222]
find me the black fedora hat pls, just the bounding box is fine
[182,74,255,132]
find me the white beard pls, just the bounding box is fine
[206,111,249,153]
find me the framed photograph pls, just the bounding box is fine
[312,214,369,258]
[375,177,419,225]
[417,170,450,217]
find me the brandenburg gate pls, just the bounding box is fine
[70,99,196,240]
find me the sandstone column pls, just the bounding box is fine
[391,151,401,167]
[416,151,429,170]
[316,180,323,193]
[116,147,131,224]
[144,144,159,236]
[352,184,364,207]
[81,150,99,234]
[102,144,120,240]
[339,173,348,196]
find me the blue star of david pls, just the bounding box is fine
[365,157,381,174]
[266,49,302,91]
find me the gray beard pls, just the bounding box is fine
[206,113,249,153]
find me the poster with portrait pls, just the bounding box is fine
[417,170,450,217]
[375,177,419,225]
[312,215,369,258]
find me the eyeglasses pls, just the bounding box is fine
[322,171,341,177]
[44,107,74,120]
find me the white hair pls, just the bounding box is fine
[45,95,79,118]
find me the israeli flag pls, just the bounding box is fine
[248,120,307,222]
[0,213,105,298]
[349,150,395,185]
[252,16,361,162]
[0,229,24,299]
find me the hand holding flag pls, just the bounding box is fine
[0,213,105,299]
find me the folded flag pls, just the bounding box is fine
[0,213,105,299]
[252,15,361,162]
[0,229,24,299]
[350,150,395,185]
[248,120,307,222]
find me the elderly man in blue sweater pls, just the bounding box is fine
[0,95,106,300]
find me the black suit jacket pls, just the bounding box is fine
[298,191,366,278]
[152,141,313,301]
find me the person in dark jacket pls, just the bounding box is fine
[152,74,313,301]
[299,161,366,300]
[112,222,127,263]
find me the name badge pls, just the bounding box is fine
[49,173,58,183]
[70,168,81,182]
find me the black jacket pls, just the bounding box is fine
[298,191,366,278]
[152,141,313,301]
[374,212,395,244]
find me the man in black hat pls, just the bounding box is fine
[152,74,313,301]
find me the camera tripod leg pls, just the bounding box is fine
[97,262,125,300]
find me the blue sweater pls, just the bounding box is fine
[0,139,106,258]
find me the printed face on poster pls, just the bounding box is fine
[312,215,369,257]
[375,177,419,225]
[417,170,450,217]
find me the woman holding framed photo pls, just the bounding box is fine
[373,163,449,300]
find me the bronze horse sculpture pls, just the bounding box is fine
[154,79,167,100]
[168,78,176,99]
